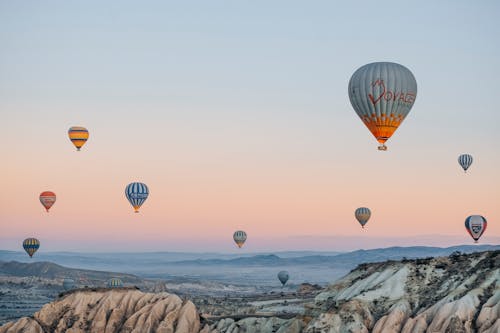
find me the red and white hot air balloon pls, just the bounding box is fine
[39,191,56,212]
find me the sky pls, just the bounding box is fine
[1,1,499,252]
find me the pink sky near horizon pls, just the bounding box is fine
[1,1,499,252]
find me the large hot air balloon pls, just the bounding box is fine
[355,207,371,228]
[68,126,89,151]
[458,154,473,173]
[233,230,247,248]
[63,278,76,291]
[125,182,149,213]
[465,215,487,243]
[107,278,123,288]
[23,238,40,258]
[39,191,56,212]
[348,62,417,150]
[278,270,289,286]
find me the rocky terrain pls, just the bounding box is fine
[1,250,498,332]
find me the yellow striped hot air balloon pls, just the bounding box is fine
[68,126,89,151]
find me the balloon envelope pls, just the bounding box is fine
[63,278,76,291]
[39,191,56,212]
[465,215,487,242]
[278,271,289,286]
[68,126,89,151]
[458,154,473,172]
[125,182,149,213]
[355,207,371,228]
[348,62,417,150]
[233,230,247,248]
[107,278,123,288]
[23,238,40,258]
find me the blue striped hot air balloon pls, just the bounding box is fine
[125,182,149,213]
[458,154,473,173]
[107,278,123,288]
[23,238,40,258]
[355,207,371,228]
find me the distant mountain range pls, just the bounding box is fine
[0,260,141,283]
[167,244,500,267]
[0,244,497,284]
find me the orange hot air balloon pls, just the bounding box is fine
[68,126,89,151]
[39,191,56,212]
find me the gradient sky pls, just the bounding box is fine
[1,1,499,252]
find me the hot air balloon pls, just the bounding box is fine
[465,215,487,243]
[23,238,40,258]
[355,207,371,228]
[39,191,56,212]
[233,230,247,248]
[278,270,289,286]
[348,62,417,150]
[107,278,123,288]
[458,154,473,173]
[68,126,89,151]
[63,278,76,291]
[125,182,149,213]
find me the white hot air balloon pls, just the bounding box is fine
[348,62,417,150]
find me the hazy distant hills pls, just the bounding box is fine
[0,245,498,285]
[0,260,141,284]
[167,244,500,266]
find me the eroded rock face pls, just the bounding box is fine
[305,250,500,333]
[1,251,498,333]
[0,288,200,333]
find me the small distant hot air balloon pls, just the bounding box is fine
[278,270,289,286]
[23,238,40,258]
[348,62,417,150]
[458,154,473,173]
[125,182,149,213]
[39,191,56,212]
[107,278,123,288]
[68,126,89,151]
[233,230,247,248]
[355,207,371,228]
[63,278,76,291]
[465,215,487,243]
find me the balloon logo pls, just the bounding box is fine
[348,62,417,150]
[39,191,56,212]
[23,238,40,258]
[125,182,149,213]
[233,230,247,248]
[68,126,89,151]
[355,207,371,228]
[107,278,123,288]
[458,154,473,173]
[278,270,289,286]
[465,215,487,243]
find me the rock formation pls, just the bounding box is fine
[1,250,498,332]
[304,250,499,332]
[0,288,200,333]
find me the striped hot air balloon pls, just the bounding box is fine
[233,230,247,248]
[465,215,487,243]
[125,182,149,213]
[23,238,40,258]
[107,278,123,288]
[39,191,56,212]
[349,62,417,150]
[355,207,371,228]
[68,126,89,151]
[458,154,473,173]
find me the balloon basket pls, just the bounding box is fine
[378,145,387,151]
